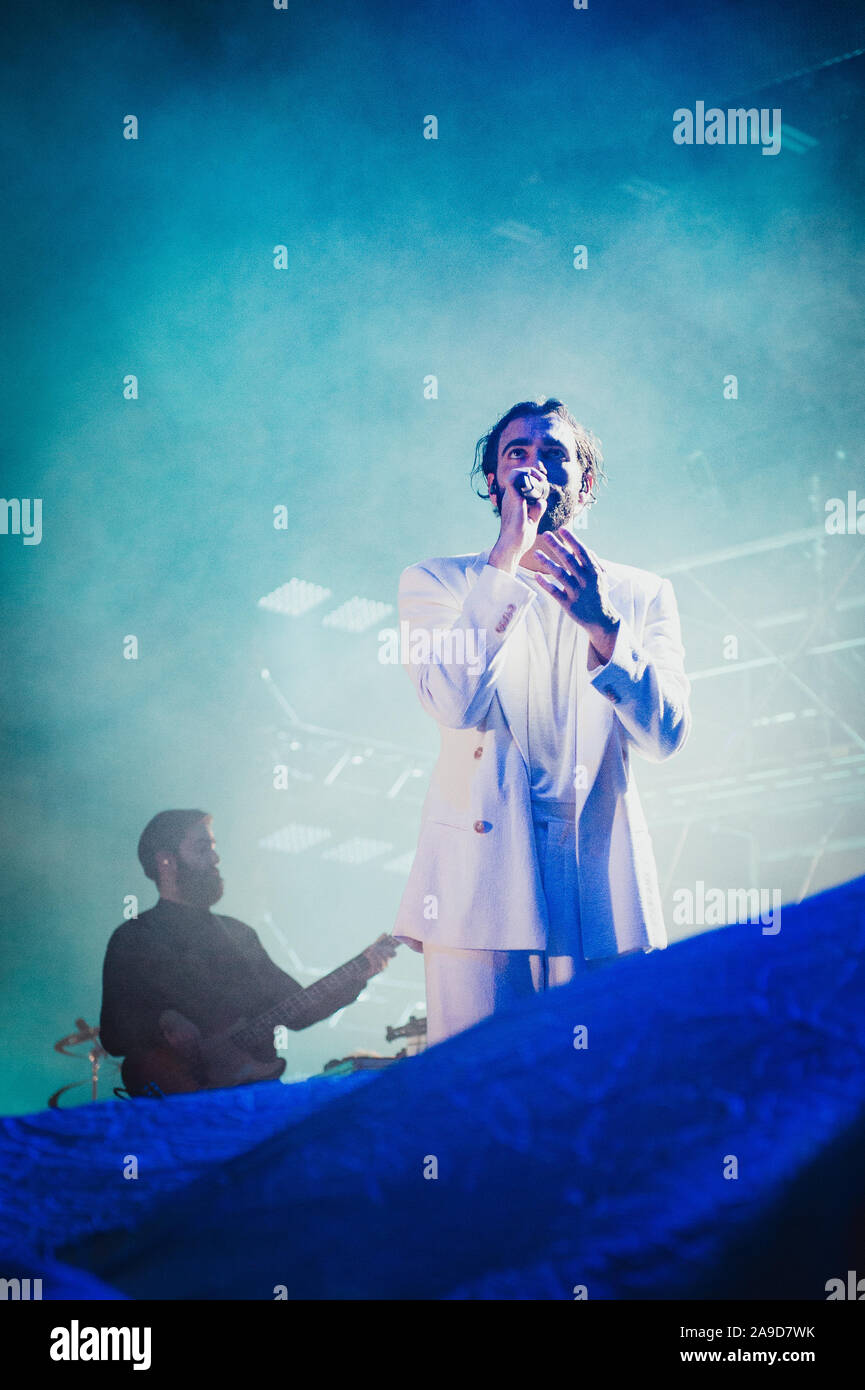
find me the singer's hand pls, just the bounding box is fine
[488,461,549,576]
[533,529,621,665]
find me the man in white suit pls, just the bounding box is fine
[394,398,691,1043]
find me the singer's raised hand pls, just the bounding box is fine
[488,459,549,576]
[533,528,621,664]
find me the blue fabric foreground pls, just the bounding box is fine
[2,877,864,1300]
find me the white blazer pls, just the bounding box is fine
[393,547,691,958]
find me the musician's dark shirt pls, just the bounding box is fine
[99,898,366,1060]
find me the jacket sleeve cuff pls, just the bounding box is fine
[588,616,643,702]
[438,560,536,666]
[479,562,536,603]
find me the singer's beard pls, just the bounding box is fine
[536,484,580,534]
[176,861,224,909]
[494,480,580,534]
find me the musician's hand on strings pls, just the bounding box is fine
[361,934,399,978]
[158,1009,203,1060]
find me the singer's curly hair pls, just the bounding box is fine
[470,398,606,513]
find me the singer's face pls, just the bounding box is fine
[488,414,584,533]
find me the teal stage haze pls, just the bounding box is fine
[1,0,863,1111]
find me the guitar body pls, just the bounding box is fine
[122,1024,286,1097]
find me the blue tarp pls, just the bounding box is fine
[2,878,863,1299]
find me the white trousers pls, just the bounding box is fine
[423,807,602,1045]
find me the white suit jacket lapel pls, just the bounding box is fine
[575,570,632,807]
[495,608,532,767]
[575,625,612,809]
[472,548,532,766]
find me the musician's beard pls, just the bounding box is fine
[176,860,224,909]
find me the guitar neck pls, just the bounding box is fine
[230,953,369,1051]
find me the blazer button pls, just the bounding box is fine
[473,746,483,759]
[473,820,492,833]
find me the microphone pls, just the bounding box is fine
[513,470,550,503]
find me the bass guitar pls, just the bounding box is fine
[121,936,397,1096]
